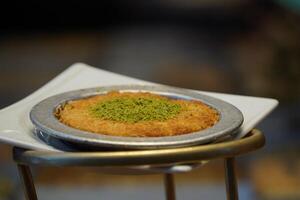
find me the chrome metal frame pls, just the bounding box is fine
[13,129,265,200]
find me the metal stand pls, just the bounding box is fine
[164,173,176,200]
[13,129,265,200]
[224,158,238,200]
[17,164,38,200]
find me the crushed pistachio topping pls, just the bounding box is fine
[90,97,182,123]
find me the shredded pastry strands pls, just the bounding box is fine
[56,91,220,137]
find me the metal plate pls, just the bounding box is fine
[30,85,243,149]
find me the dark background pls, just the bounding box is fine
[0,1,300,199]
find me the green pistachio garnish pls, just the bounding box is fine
[90,97,182,123]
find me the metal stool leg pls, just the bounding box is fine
[17,164,38,200]
[224,157,239,200]
[164,173,176,200]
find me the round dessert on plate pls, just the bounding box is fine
[57,91,219,137]
[30,85,243,149]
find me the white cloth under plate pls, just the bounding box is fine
[0,63,278,151]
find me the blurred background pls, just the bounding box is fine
[0,0,300,199]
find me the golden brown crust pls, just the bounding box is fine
[56,91,219,137]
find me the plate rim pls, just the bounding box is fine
[30,84,244,149]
